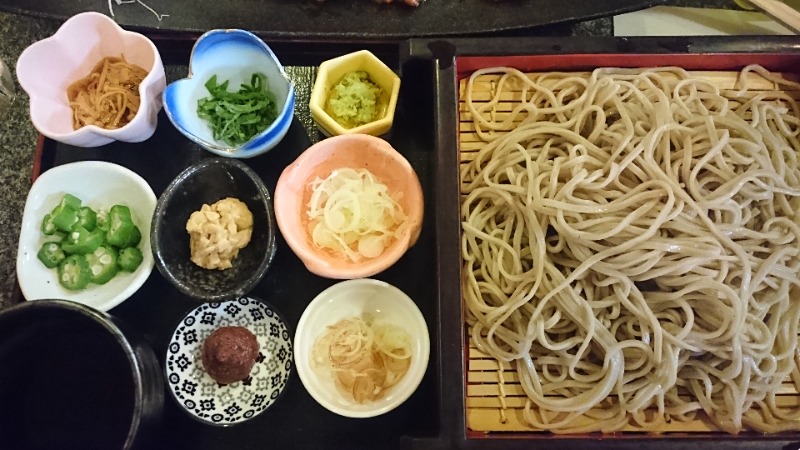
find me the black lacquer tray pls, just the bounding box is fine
[0,0,666,40]
[408,35,800,450]
[27,34,800,450]
[30,39,445,450]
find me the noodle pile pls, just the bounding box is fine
[67,55,148,130]
[461,65,800,434]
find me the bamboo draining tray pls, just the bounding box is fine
[457,69,800,434]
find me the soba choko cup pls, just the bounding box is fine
[0,300,164,449]
[15,11,166,147]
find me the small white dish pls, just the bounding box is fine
[294,278,429,418]
[16,161,156,312]
[16,11,166,147]
[165,297,293,426]
[163,29,295,158]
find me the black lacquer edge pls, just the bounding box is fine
[25,34,800,450]
[0,0,667,41]
[398,39,463,450]
[399,35,800,450]
[403,35,800,60]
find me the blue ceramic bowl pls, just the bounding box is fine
[163,29,295,158]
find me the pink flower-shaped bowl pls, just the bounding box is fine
[274,134,424,279]
[16,12,166,147]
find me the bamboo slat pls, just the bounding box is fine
[459,69,800,435]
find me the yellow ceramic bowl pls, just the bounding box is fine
[309,50,400,137]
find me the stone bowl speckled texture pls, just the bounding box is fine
[151,158,276,302]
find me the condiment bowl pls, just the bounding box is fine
[0,299,163,449]
[165,297,293,426]
[16,161,156,312]
[294,278,430,418]
[151,158,277,302]
[163,29,295,158]
[309,50,400,137]
[274,134,423,279]
[16,11,166,147]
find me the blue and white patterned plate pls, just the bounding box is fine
[165,297,293,426]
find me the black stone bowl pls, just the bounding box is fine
[0,299,164,450]
[151,158,277,302]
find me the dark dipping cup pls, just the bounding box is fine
[0,299,163,450]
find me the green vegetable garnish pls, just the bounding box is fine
[106,204,135,248]
[196,73,279,147]
[61,226,105,255]
[118,247,143,272]
[325,71,383,129]
[87,246,119,285]
[37,242,65,268]
[58,254,91,291]
[77,206,97,231]
[36,194,145,291]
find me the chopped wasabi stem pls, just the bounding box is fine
[325,71,383,129]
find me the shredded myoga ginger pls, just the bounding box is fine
[311,316,412,404]
[67,55,148,130]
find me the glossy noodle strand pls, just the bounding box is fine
[461,65,800,434]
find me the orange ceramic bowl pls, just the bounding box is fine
[274,134,423,279]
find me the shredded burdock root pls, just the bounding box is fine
[186,197,253,270]
[67,55,148,130]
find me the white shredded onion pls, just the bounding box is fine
[307,168,405,262]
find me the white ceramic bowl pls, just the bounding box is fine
[163,29,295,158]
[16,161,156,312]
[309,50,400,137]
[294,279,430,418]
[274,134,424,279]
[16,12,166,147]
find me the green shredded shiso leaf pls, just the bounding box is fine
[196,73,279,147]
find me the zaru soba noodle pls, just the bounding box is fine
[460,65,800,434]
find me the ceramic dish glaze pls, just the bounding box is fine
[165,297,293,426]
[274,134,424,279]
[16,161,156,312]
[310,50,400,137]
[16,11,166,147]
[294,279,430,418]
[163,29,295,158]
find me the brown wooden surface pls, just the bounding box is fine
[458,69,800,434]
